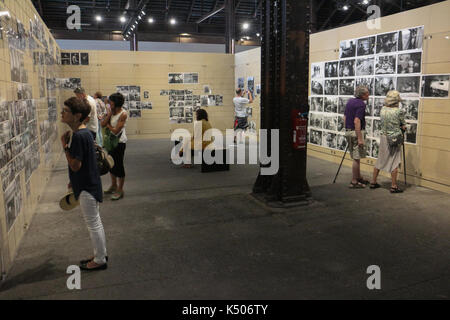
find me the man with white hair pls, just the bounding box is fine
[344,86,370,188]
[74,87,98,140]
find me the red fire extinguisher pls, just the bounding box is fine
[292,109,308,150]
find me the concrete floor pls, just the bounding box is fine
[0,139,449,300]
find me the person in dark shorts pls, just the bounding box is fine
[61,97,108,271]
[233,88,253,144]
[101,93,128,201]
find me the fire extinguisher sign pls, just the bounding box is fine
[292,110,308,150]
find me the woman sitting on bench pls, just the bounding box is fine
[180,109,213,168]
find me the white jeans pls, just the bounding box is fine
[79,191,107,264]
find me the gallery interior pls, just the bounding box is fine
[0,0,449,300]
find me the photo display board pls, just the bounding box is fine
[116,86,153,118]
[307,25,448,158]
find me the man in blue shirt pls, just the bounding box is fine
[344,86,370,188]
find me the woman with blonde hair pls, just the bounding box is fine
[370,90,407,193]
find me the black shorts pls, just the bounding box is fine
[234,117,248,131]
[109,143,126,178]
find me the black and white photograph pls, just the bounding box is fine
[144,91,149,99]
[338,97,351,114]
[375,54,397,74]
[311,80,324,95]
[372,119,381,138]
[397,52,422,74]
[421,75,449,98]
[4,182,16,231]
[323,115,337,131]
[170,107,185,119]
[129,86,141,101]
[60,78,81,90]
[339,59,355,77]
[406,122,417,144]
[397,76,421,97]
[357,36,376,56]
[238,77,245,89]
[310,129,322,146]
[215,95,223,106]
[324,80,338,95]
[201,95,209,107]
[339,79,355,96]
[356,57,374,76]
[71,52,80,65]
[129,110,141,118]
[309,112,323,129]
[336,134,348,151]
[117,86,129,100]
[373,98,384,117]
[323,132,337,149]
[337,115,345,132]
[356,77,374,95]
[246,107,253,117]
[365,98,373,116]
[311,62,324,79]
[310,97,323,112]
[398,26,424,51]
[203,85,212,95]
[256,84,261,95]
[376,32,399,53]
[247,77,255,95]
[401,99,419,120]
[169,73,183,84]
[184,73,199,84]
[339,39,356,58]
[365,118,373,137]
[9,49,21,83]
[208,95,216,106]
[325,61,339,78]
[61,52,70,65]
[371,139,380,158]
[80,53,89,65]
[324,97,338,113]
[375,76,396,96]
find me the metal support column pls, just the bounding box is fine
[252,0,311,207]
[225,0,236,54]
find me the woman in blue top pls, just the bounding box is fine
[61,97,108,271]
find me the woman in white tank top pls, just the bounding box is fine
[101,93,128,200]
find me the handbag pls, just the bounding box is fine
[386,132,404,148]
[95,144,114,176]
[103,128,122,153]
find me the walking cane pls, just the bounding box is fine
[402,132,407,187]
[333,144,349,184]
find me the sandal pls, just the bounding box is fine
[104,186,117,194]
[349,181,366,189]
[390,187,403,193]
[79,261,108,271]
[111,191,124,201]
[370,183,381,189]
[358,178,370,185]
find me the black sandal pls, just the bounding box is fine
[390,187,403,193]
[370,183,381,189]
[349,181,365,189]
[358,178,370,185]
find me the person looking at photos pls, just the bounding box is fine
[60,97,108,271]
[370,91,407,193]
[101,93,128,201]
[94,92,107,146]
[74,87,98,141]
[233,88,253,144]
[344,86,370,188]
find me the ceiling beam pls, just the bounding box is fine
[186,0,196,23]
[196,4,225,24]
[209,0,221,24]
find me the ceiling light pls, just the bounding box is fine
[95,15,102,22]
[138,15,142,20]
[256,33,260,37]
[141,11,146,15]
[170,18,176,25]
[120,16,126,23]
[243,23,249,30]
[362,0,369,4]
[148,17,154,23]
[343,5,349,10]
